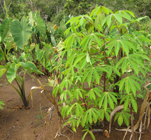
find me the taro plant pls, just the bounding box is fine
[53,5,151,139]
[0,60,43,108]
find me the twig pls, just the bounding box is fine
[123,126,130,140]
[139,120,142,140]
[90,129,104,133]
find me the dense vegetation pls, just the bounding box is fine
[1,0,151,24]
[0,1,151,140]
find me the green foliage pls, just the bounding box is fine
[0,58,43,107]
[0,100,5,109]
[56,5,151,139]
[10,17,32,49]
[0,18,11,42]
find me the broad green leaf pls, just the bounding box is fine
[0,18,11,42]
[0,65,7,78]
[28,11,34,26]
[6,63,20,83]
[34,11,46,35]
[20,61,43,74]
[10,17,32,49]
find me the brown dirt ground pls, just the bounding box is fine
[0,74,151,140]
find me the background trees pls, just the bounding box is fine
[1,0,151,24]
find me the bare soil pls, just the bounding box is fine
[0,75,151,140]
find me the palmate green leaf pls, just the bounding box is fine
[90,5,101,17]
[108,95,114,110]
[120,40,129,56]
[113,14,122,24]
[66,16,81,25]
[115,40,121,57]
[10,17,32,49]
[129,60,139,75]
[123,113,130,126]
[74,88,83,100]
[87,70,93,87]
[102,6,113,15]
[66,53,76,67]
[120,11,132,21]
[60,90,71,101]
[121,58,128,73]
[106,15,112,28]
[88,89,96,100]
[86,53,91,64]
[6,63,20,83]
[93,69,100,84]
[124,95,129,111]
[74,53,86,66]
[118,115,123,126]
[64,33,76,49]
[0,18,11,42]
[124,10,135,18]
[103,94,108,111]
[107,40,116,55]
[118,76,140,95]
[105,111,110,121]
[75,103,84,117]
[34,11,46,35]
[130,95,137,113]
[81,113,88,127]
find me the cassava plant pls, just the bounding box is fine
[54,5,151,139]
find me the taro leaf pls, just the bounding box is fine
[10,17,32,49]
[20,61,43,74]
[50,35,56,46]
[0,65,8,78]
[6,63,20,83]
[34,11,46,36]
[0,18,12,42]
[28,11,34,27]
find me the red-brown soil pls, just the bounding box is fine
[0,75,151,140]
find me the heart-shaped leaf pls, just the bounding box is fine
[10,17,32,49]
